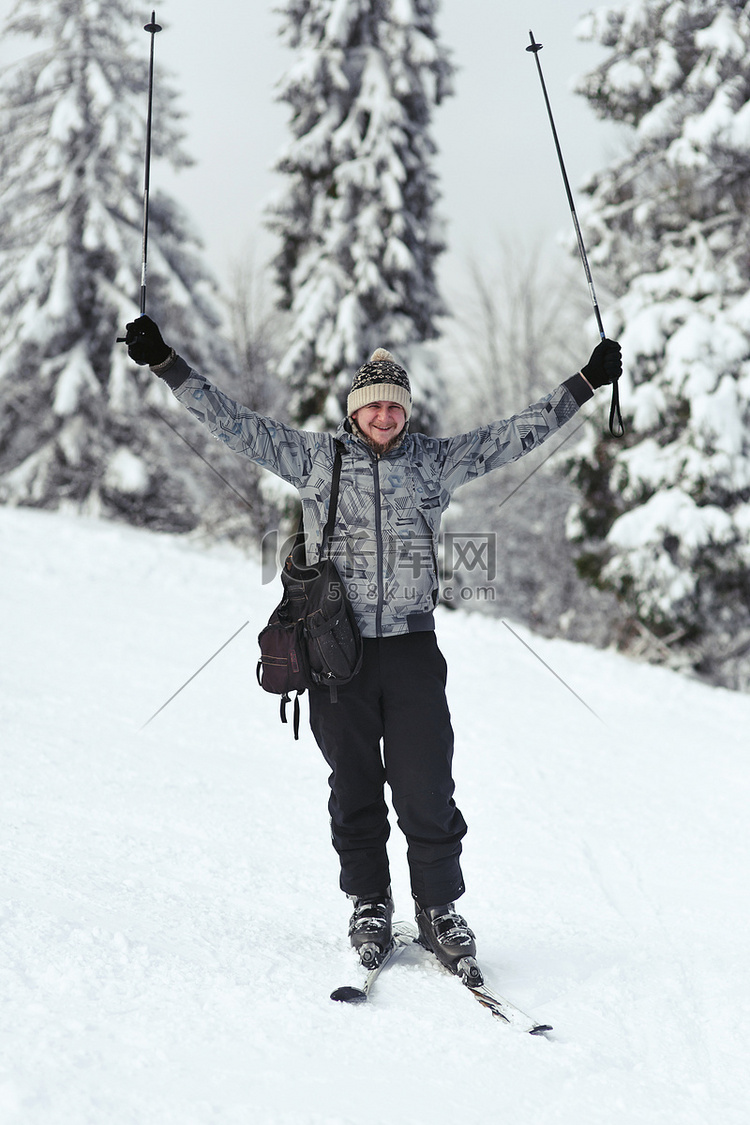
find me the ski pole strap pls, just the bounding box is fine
[279,692,302,740]
[609,381,624,438]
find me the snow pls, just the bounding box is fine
[2,506,749,1124]
[637,93,677,143]
[48,95,83,145]
[51,345,101,418]
[691,373,745,457]
[605,55,650,96]
[683,86,735,148]
[383,236,415,273]
[103,448,151,497]
[727,97,750,148]
[607,487,733,552]
[665,313,746,398]
[327,0,355,45]
[651,40,681,91]
[44,247,74,324]
[694,9,745,60]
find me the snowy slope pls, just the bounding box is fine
[1,507,748,1125]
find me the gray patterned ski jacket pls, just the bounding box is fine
[162,358,593,637]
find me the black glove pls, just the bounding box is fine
[581,339,622,388]
[124,315,171,367]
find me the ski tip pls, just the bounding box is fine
[530,1024,554,1037]
[330,985,368,1004]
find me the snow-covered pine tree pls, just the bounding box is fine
[0,0,257,534]
[567,0,750,686]
[267,0,453,433]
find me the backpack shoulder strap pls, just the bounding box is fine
[320,441,344,558]
[292,441,344,566]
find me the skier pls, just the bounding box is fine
[126,315,621,971]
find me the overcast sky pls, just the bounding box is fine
[1,1,621,298]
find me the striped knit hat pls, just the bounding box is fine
[347,348,412,421]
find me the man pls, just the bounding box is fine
[126,315,621,973]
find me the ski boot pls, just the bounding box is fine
[348,889,394,968]
[415,902,483,986]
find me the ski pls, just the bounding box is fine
[331,921,552,1035]
[456,971,553,1036]
[330,921,417,1004]
[417,928,553,1036]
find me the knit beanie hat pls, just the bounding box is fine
[347,348,412,421]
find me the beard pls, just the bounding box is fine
[352,422,406,455]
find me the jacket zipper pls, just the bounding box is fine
[372,453,385,636]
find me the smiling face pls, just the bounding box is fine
[352,400,407,449]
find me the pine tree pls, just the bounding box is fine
[567,0,750,686]
[267,0,453,432]
[0,0,254,534]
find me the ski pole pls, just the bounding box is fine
[116,13,162,343]
[526,30,623,437]
[139,620,250,730]
[140,12,162,315]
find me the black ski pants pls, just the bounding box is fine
[308,631,467,908]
